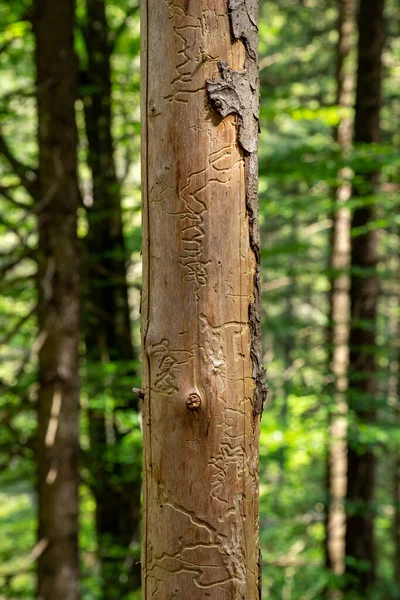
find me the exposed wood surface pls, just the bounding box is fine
[325,0,355,587]
[34,0,80,597]
[141,1,262,597]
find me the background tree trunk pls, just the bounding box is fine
[345,0,385,594]
[388,283,400,585]
[325,0,354,590]
[33,0,80,598]
[82,0,141,595]
[141,1,266,598]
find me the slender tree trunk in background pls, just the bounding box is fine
[33,0,80,598]
[325,0,354,591]
[275,215,297,513]
[82,0,141,595]
[345,0,385,594]
[395,452,400,586]
[141,1,266,597]
[388,288,400,585]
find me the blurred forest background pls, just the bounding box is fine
[0,0,399,598]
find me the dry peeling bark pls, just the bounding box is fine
[141,0,265,597]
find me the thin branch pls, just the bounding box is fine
[0,305,36,347]
[0,539,44,589]
[0,213,26,245]
[259,46,311,71]
[0,85,35,105]
[0,248,36,278]
[8,343,38,385]
[87,259,131,284]
[303,218,333,237]
[87,301,132,342]
[0,219,35,253]
[0,406,35,453]
[0,12,32,56]
[262,276,292,293]
[0,38,15,57]
[0,131,38,199]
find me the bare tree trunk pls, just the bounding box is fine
[140,1,266,598]
[325,0,355,591]
[82,0,141,594]
[33,0,80,598]
[395,457,400,584]
[345,0,385,594]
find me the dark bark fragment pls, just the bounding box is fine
[229,0,258,60]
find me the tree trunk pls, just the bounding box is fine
[388,289,400,585]
[33,0,80,598]
[82,0,141,595]
[345,0,385,594]
[325,0,354,590]
[140,1,266,598]
[394,452,400,586]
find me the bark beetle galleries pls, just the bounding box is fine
[142,1,263,596]
[207,0,268,418]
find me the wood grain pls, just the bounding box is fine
[141,2,261,597]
